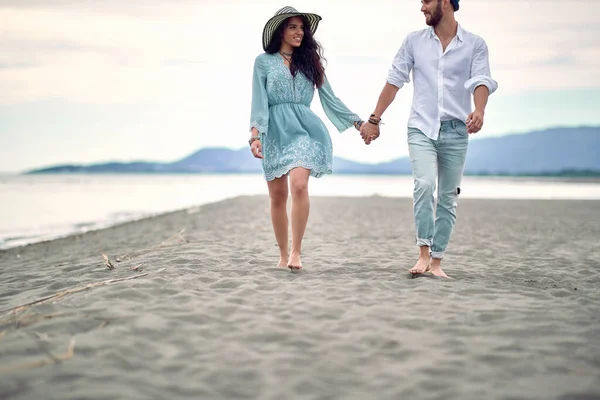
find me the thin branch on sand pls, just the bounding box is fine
[115,253,129,263]
[0,338,76,374]
[102,253,115,270]
[131,263,145,271]
[0,272,153,320]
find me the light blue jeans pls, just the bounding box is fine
[407,120,469,259]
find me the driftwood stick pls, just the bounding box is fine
[115,253,129,263]
[0,272,151,320]
[102,253,115,270]
[0,338,75,374]
[131,262,145,271]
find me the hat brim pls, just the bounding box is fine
[262,12,322,51]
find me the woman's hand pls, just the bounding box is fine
[250,139,263,159]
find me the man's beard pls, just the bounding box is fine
[426,1,443,26]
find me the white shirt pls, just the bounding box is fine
[387,24,498,140]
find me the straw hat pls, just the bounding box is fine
[262,6,322,51]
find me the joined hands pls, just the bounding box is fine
[358,121,380,145]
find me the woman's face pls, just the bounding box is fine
[281,16,304,49]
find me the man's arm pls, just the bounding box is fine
[361,83,399,144]
[373,83,400,119]
[464,37,497,134]
[361,35,413,144]
[466,85,489,134]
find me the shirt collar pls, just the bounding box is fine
[428,23,464,42]
[456,23,464,42]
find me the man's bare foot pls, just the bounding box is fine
[409,257,430,275]
[428,258,450,279]
[287,251,302,271]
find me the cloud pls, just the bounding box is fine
[0,38,116,55]
[494,52,597,70]
[0,0,200,16]
[0,61,40,69]
[163,59,206,66]
[535,55,573,67]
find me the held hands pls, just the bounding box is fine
[360,122,380,145]
[466,109,484,134]
[358,114,382,145]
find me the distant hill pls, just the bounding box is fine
[26,126,600,176]
[463,127,600,175]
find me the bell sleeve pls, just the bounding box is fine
[249,55,269,135]
[317,75,361,133]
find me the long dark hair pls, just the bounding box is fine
[265,16,326,88]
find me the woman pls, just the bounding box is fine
[248,6,363,271]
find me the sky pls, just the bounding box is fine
[0,0,599,172]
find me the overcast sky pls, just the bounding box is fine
[1,0,599,172]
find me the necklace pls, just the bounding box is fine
[279,51,292,65]
[280,50,293,57]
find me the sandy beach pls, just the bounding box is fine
[1,195,599,400]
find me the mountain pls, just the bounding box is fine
[26,126,600,176]
[463,127,600,175]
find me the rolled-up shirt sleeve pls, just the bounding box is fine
[464,37,498,94]
[387,35,413,89]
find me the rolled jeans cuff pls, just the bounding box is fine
[416,238,432,247]
[430,251,445,260]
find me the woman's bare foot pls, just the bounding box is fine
[276,256,289,268]
[287,251,302,271]
[428,258,450,279]
[409,257,430,275]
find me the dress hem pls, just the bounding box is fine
[263,161,333,182]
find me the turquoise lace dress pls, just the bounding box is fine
[249,52,361,181]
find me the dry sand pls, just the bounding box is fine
[0,195,599,400]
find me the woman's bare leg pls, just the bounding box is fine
[288,168,310,270]
[267,175,289,267]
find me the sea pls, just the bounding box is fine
[1,173,600,250]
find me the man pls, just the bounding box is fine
[360,0,498,278]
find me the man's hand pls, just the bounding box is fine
[466,109,484,134]
[360,122,380,145]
